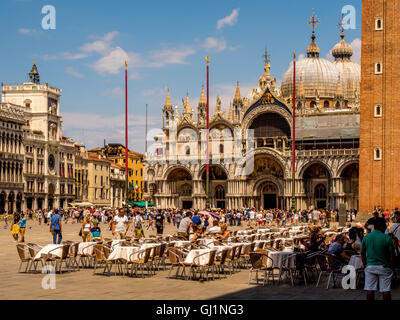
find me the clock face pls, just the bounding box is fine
[48,154,55,171]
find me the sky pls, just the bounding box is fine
[0,0,362,152]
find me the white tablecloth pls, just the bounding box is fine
[267,251,295,269]
[348,255,364,270]
[198,238,215,247]
[111,240,126,248]
[170,241,191,248]
[34,244,64,260]
[78,242,96,255]
[236,230,253,236]
[184,249,216,266]
[108,246,140,261]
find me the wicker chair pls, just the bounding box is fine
[248,251,274,286]
[16,244,35,273]
[167,247,187,279]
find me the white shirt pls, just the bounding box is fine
[134,215,143,227]
[256,213,263,221]
[114,215,129,232]
[249,211,255,219]
[208,226,222,234]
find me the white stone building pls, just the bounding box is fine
[1,62,76,211]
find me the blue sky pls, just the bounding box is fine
[0,0,361,152]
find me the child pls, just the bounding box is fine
[90,220,102,242]
[134,221,145,239]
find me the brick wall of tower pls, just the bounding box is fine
[359,0,400,213]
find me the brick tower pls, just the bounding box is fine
[359,0,400,213]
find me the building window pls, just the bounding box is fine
[375,18,383,30]
[374,104,382,118]
[375,62,382,74]
[310,101,316,109]
[374,148,382,161]
[324,100,330,108]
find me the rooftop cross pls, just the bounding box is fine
[308,9,320,33]
[338,13,345,39]
[262,48,270,64]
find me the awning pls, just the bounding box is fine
[129,201,154,208]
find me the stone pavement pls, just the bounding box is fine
[0,219,397,300]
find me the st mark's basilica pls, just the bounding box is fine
[143,18,360,211]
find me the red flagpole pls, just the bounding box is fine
[292,52,296,210]
[125,61,129,208]
[206,56,210,210]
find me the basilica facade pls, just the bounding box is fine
[143,25,360,211]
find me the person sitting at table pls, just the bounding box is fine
[191,225,203,242]
[328,234,352,267]
[346,227,362,251]
[214,223,230,241]
[90,220,102,242]
[301,227,326,252]
[207,220,221,235]
[134,221,145,239]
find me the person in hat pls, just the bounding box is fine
[90,220,102,242]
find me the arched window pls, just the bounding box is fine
[185,146,190,156]
[374,104,382,117]
[315,184,327,199]
[324,101,330,108]
[219,144,224,154]
[310,101,316,109]
[374,148,382,161]
[375,62,382,74]
[335,102,341,109]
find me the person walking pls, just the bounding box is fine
[50,211,63,244]
[19,213,27,243]
[10,213,20,242]
[112,209,130,239]
[361,217,394,301]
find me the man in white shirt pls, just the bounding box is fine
[208,220,222,235]
[112,209,130,239]
[249,209,256,226]
[134,212,143,228]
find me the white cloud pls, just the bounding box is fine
[147,47,196,67]
[80,31,118,54]
[91,47,129,75]
[350,38,361,64]
[66,67,84,78]
[217,8,240,30]
[141,87,165,97]
[203,37,227,52]
[129,71,141,80]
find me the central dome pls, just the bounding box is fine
[281,56,339,99]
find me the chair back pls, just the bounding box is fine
[16,244,29,261]
[168,247,181,265]
[27,243,41,258]
[207,250,217,266]
[250,242,256,252]
[235,245,243,259]
[143,247,152,263]
[219,249,228,265]
[94,244,104,261]
[61,244,70,259]
[102,244,112,259]
[159,243,167,258]
[228,245,237,260]
[316,254,329,271]
[249,252,268,269]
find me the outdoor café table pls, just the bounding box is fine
[170,241,191,248]
[256,229,271,234]
[34,244,64,260]
[111,239,126,249]
[78,242,96,255]
[184,248,216,266]
[348,255,364,270]
[107,246,140,261]
[266,250,295,269]
[198,238,215,247]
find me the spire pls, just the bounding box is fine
[183,91,192,114]
[199,84,206,105]
[228,102,233,121]
[28,60,40,84]
[164,88,172,107]
[307,9,320,58]
[215,96,222,113]
[234,81,241,101]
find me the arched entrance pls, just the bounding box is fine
[16,193,23,213]
[315,184,327,209]
[48,184,55,209]
[8,192,15,214]
[215,185,226,209]
[303,163,331,209]
[201,165,228,209]
[250,155,285,209]
[340,162,359,210]
[166,168,193,209]
[260,182,278,209]
[0,192,5,213]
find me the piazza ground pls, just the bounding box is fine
[1,219,399,300]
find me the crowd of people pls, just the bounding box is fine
[4,205,400,300]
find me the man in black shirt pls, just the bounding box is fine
[155,211,165,236]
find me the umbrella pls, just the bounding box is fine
[209,212,221,219]
[198,211,211,216]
